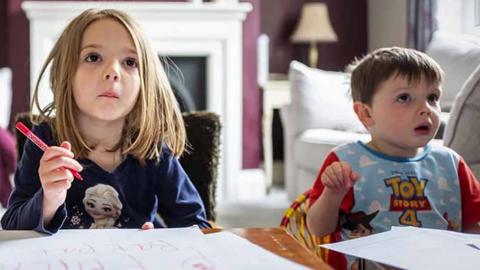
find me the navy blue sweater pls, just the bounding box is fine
[1,123,210,233]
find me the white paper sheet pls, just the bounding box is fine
[204,231,310,270]
[0,226,226,270]
[0,228,314,270]
[321,226,480,270]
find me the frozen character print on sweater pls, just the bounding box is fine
[83,184,123,229]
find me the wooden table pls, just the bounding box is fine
[203,227,332,270]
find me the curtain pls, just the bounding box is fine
[407,0,438,51]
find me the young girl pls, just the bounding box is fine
[1,9,210,233]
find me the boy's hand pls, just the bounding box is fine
[321,161,358,197]
[39,141,83,212]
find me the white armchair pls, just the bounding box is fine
[280,61,370,201]
[428,32,480,179]
[444,64,480,179]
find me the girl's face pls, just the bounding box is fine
[73,18,140,124]
[364,75,441,157]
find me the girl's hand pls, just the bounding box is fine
[141,222,154,230]
[321,161,358,198]
[39,142,83,214]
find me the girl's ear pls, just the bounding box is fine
[353,101,374,128]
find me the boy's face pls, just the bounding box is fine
[360,74,441,157]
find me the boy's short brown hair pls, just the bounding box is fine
[349,47,443,104]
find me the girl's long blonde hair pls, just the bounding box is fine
[31,9,185,163]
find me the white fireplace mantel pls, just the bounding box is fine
[22,1,252,201]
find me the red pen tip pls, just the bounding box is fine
[72,170,84,181]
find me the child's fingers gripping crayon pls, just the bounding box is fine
[16,122,84,181]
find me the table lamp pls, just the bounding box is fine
[291,3,338,68]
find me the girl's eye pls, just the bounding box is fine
[428,94,439,104]
[124,58,138,68]
[85,53,101,63]
[396,93,411,103]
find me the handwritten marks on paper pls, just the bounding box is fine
[0,227,217,270]
[0,228,310,270]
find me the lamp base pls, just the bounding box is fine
[309,41,318,68]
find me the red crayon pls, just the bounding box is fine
[16,122,84,181]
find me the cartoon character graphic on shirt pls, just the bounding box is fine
[384,175,431,227]
[83,184,123,229]
[341,210,379,239]
[340,210,379,270]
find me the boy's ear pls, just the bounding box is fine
[353,101,374,128]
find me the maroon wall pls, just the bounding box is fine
[241,0,261,168]
[3,0,30,129]
[261,0,367,73]
[0,1,8,67]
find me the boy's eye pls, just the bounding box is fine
[428,94,439,104]
[396,93,411,103]
[85,53,101,63]
[124,58,138,68]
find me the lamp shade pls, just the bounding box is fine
[291,3,338,43]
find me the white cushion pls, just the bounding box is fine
[288,61,366,136]
[0,67,12,128]
[294,129,371,172]
[444,64,480,178]
[426,31,480,111]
